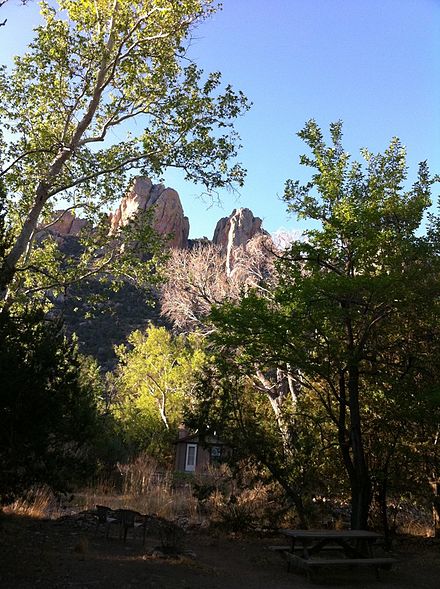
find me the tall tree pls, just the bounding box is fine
[210,120,440,529]
[0,0,249,303]
[0,309,100,500]
[111,324,205,459]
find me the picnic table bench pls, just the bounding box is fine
[278,529,397,581]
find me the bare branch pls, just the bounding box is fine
[37,203,93,232]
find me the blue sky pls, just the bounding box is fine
[2,0,440,239]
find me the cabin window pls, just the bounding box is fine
[210,445,222,464]
[185,443,197,472]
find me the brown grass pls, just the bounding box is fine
[75,453,199,520]
[2,485,61,519]
[3,455,435,539]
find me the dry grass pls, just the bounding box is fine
[204,479,275,530]
[2,485,62,519]
[77,485,198,520]
[72,456,278,530]
[4,456,435,539]
[75,453,199,521]
[1,458,292,533]
[386,499,435,538]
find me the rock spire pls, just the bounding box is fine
[109,177,190,249]
[212,207,267,274]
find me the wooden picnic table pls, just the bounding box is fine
[280,529,396,580]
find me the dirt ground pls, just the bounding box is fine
[1,512,440,589]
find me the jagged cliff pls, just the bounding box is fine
[48,177,267,368]
[212,207,267,274]
[109,177,268,261]
[46,210,89,236]
[50,176,267,263]
[109,177,190,249]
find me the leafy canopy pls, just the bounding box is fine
[112,324,206,458]
[208,120,440,528]
[0,0,249,303]
[1,0,248,199]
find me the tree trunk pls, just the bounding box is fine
[292,493,309,529]
[0,190,46,301]
[350,476,372,530]
[337,366,372,530]
[377,477,391,549]
[347,365,372,529]
[253,368,294,456]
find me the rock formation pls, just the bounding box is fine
[44,210,88,236]
[212,207,267,274]
[109,177,189,249]
[42,180,266,260]
[49,183,269,368]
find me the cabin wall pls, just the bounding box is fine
[174,440,214,473]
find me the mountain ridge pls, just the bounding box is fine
[50,177,268,369]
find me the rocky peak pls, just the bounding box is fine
[109,177,190,249]
[212,208,267,274]
[41,210,88,237]
[41,181,267,258]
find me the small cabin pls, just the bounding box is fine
[174,428,227,473]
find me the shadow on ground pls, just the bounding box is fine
[1,512,439,589]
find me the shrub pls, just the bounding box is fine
[0,310,99,502]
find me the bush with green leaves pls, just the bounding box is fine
[111,325,206,462]
[0,309,100,501]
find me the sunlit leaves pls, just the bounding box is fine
[209,121,440,527]
[0,0,249,303]
[111,324,206,457]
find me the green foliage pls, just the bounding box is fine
[0,309,100,501]
[206,120,440,528]
[2,192,168,313]
[186,359,330,526]
[1,194,103,499]
[112,324,206,461]
[0,180,12,261]
[0,0,249,303]
[75,354,132,469]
